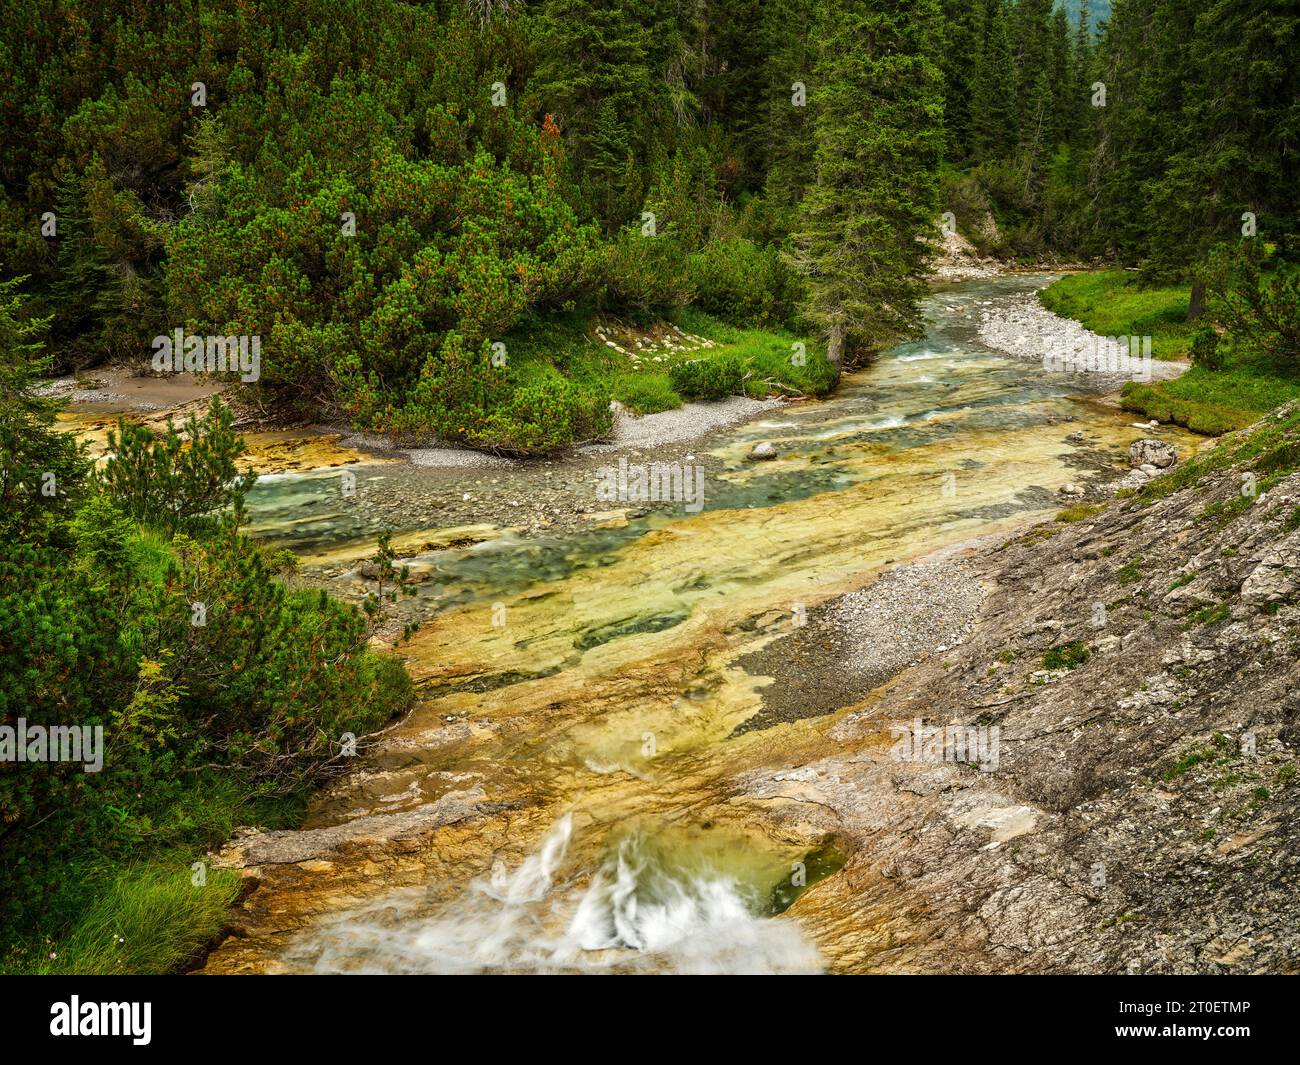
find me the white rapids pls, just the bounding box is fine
[287,814,824,975]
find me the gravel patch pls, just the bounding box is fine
[337,396,782,469]
[978,291,1189,388]
[404,447,515,469]
[579,396,782,454]
[735,558,987,733]
[335,431,400,454]
[34,377,136,405]
[833,560,985,676]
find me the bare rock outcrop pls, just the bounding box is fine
[759,402,1300,974]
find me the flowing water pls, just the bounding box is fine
[198,275,1199,974]
[285,814,832,974]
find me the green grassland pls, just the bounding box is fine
[1041,271,1300,435]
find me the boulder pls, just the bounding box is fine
[1240,539,1300,605]
[747,441,777,461]
[1129,438,1177,469]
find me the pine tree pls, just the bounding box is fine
[1012,0,1057,194]
[792,0,944,375]
[702,0,770,193]
[1091,0,1201,268]
[531,0,660,229]
[47,172,115,372]
[1072,0,1095,143]
[969,0,1018,163]
[1147,0,1300,279]
[759,0,816,223]
[937,0,985,162]
[0,278,89,544]
[1048,5,1073,145]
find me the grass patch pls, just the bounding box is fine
[25,864,241,975]
[502,306,835,425]
[1039,270,1197,360]
[670,307,837,397]
[1165,735,1237,781]
[1197,493,1256,528]
[1042,640,1091,671]
[1166,751,1210,779]
[1,771,305,975]
[1121,367,1300,437]
[1117,557,1144,585]
[1042,271,1300,439]
[1017,523,1062,546]
[1056,502,1104,523]
[1187,601,1231,628]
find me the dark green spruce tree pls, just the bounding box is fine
[793,0,944,376]
[760,0,817,223]
[531,0,662,229]
[937,0,985,163]
[969,0,1018,163]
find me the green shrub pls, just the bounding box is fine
[0,518,413,961]
[468,369,612,454]
[169,141,601,410]
[612,372,681,415]
[669,353,747,400]
[1202,242,1300,371]
[372,334,612,456]
[100,396,256,536]
[1190,326,1224,371]
[601,228,695,317]
[1042,641,1091,670]
[687,239,801,327]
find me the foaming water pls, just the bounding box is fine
[288,814,824,975]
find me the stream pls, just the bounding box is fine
[201,275,1197,974]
